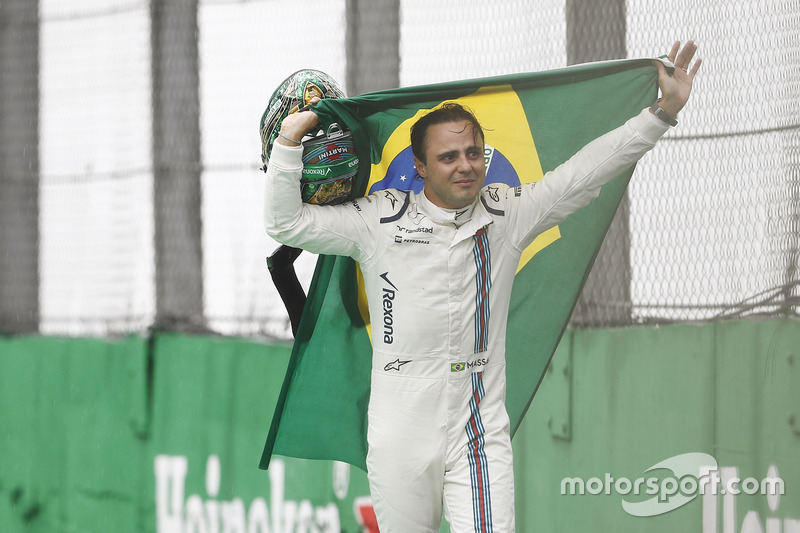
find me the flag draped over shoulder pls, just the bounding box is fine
[260,58,663,471]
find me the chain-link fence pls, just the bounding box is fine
[627,0,800,322]
[2,0,798,338]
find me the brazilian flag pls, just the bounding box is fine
[261,57,664,471]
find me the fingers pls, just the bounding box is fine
[280,96,324,143]
[688,56,703,78]
[673,40,699,72]
[279,110,320,144]
[667,40,680,64]
[652,59,670,82]
[295,96,323,114]
[664,40,702,84]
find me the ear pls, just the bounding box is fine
[413,156,427,179]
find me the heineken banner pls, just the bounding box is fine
[261,58,663,470]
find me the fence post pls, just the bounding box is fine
[151,0,204,331]
[345,0,400,95]
[0,0,40,334]
[566,0,631,327]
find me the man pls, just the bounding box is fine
[264,41,701,532]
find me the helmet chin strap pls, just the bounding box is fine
[266,245,306,338]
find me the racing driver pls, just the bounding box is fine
[263,41,701,532]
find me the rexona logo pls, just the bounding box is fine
[380,272,397,344]
[303,167,332,176]
[155,455,340,533]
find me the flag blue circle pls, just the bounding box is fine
[369,145,521,195]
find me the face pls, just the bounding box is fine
[414,120,486,210]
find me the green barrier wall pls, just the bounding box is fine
[1,320,798,532]
[516,319,800,532]
[0,335,374,532]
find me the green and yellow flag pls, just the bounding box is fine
[260,58,662,471]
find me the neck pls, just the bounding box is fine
[419,191,477,227]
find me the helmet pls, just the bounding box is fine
[300,123,359,205]
[260,70,357,205]
[260,69,347,167]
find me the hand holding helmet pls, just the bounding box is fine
[260,69,346,165]
[260,71,356,336]
[275,97,321,147]
[260,69,358,205]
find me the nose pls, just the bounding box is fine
[456,153,472,173]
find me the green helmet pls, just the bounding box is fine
[259,69,346,167]
[299,123,358,205]
[260,70,357,205]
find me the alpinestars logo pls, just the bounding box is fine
[380,272,398,344]
[384,358,411,372]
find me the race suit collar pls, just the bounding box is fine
[416,190,493,248]
[418,190,477,228]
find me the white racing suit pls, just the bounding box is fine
[264,108,670,532]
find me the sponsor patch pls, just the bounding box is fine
[384,358,411,372]
[394,236,430,245]
[380,272,397,344]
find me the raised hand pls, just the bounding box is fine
[655,40,702,116]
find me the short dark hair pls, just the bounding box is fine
[410,102,485,164]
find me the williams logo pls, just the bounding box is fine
[380,272,398,344]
